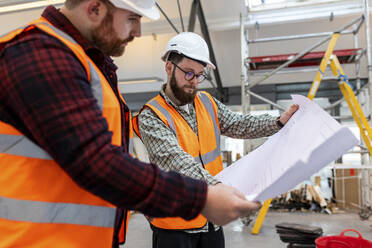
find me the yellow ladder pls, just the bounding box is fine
[251,199,272,234]
[307,33,340,99]
[251,33,372,235]
[308,34,372,156]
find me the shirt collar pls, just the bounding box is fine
[160,84,193,112]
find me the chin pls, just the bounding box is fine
[111,48,125,57]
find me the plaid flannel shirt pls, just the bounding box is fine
[0,6,208,237]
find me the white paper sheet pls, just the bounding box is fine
[216,95,359,202]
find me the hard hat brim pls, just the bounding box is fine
[109,0,160,20]
[162,50,216,70]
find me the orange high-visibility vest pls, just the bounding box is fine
[133,91,223,230]
[0,17,134,247]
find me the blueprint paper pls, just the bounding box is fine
[216,95,359,202]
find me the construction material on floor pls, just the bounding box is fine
[271,184,332,213]
[359,206,372,221]
[275,222,323,248]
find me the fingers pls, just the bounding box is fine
[287,104,299,115]
[201,184,263,226]
[238,200,261,213]
[279,104,299,125]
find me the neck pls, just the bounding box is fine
[165,83,182,106]
[60,5,93,42]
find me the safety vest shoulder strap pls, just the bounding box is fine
[197,91,220,129]
[132,94,178,139]
[194,91,221,166]
[147,96,180,139]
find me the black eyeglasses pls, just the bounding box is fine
[172,62,207,83]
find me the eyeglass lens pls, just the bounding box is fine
[173,62,206,83]
[184,70,206,83]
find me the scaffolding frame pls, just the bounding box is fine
[241,16,368,112]
[240,0,372,233]
[241,0,372,165]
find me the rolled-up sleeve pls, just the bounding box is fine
[215,98,280,138]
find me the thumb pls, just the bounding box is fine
[236,200,261,215]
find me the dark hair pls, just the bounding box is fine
[167,52,207,67]
[167,52,184,64]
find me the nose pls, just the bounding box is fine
[131,22,141,37]
[189,76,198,86]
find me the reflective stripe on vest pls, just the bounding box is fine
[0,196,116,227]
[147,92,220,165]
[0,131,134,163]
[148,99,179,139]
[128,138,134,154]
[89,62,104,110]
[0,134,51,160]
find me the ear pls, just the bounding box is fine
[165,61,174,77]
[86,0,107,23]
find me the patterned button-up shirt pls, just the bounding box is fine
[138,86,281,232]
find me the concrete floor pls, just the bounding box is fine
[122,210,372,248]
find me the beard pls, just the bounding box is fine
[91,10,134,57]
[170,68,197,105]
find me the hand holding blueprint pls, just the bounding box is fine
[216,95,359,203]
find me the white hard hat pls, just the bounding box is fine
[109,0,160,20]
[161,32,215,69]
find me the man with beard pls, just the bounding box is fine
[134,32,299,248]
[0,1,263,248]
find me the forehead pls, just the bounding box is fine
[114,7,142,18]
[178,57,205,72]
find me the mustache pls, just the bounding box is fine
[122,36,134,44]
[183,85,196,89]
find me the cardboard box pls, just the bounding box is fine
[334,168,361,209]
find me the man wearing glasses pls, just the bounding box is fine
[133,32,298,248]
